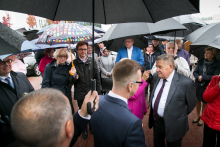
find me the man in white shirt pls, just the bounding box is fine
[91,59,148,147]
[115,38,145,67]
[0,56,34,147]
[148,54,196,147]
[151,42,190,77]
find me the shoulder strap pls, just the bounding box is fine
[174,56,180,60]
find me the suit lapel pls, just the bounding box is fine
[165,72,179,108]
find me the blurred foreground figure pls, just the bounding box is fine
[10,88,99,147]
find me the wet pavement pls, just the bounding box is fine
[28,76,204,147]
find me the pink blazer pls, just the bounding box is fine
[128,79,148,120]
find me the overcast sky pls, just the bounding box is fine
[199,0,220,16]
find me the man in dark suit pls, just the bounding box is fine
[10,88,99,147]
[149,54,197,147]
[91,59,147,147]
[0,56,34,147]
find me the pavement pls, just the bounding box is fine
[28,76,204,147]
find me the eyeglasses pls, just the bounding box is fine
[127,81,143,85]
[0,59,12,66]
[78,49,87,51]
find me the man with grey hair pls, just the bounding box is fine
[148,54,196,147]
[151,42,190,77]
[175,39,190,66]
[91,59,148,147]
[10,88,99,147]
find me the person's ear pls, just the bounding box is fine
[127,82,133,92]
[65,119,74,139]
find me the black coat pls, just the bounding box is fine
[154,45,164,55]
[193,58,220,102]
[0,71,34,147]
[42,60,74,113]
[70,57,101,101]
[143,52,159,70]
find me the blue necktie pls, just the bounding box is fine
[5,77,14,89]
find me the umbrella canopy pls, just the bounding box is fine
[146,35,184,41]
[173,14,206,26]
[36,24,56,35]
[23,30,39,41]
[0,0,199,24]
[36,23,101,45]
[185,23,220,60]
[0,22,26,55]
[99,18,187,42]
[86,26,106,34]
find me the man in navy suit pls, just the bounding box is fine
[115,38,145,67]
[91,59,147,147]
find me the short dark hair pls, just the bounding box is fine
[156,54,175,68]
[76,41,88,50]
[44,48,54,55]
[11,88,72,147]
[113,59,141,85]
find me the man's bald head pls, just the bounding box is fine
[11,88,72,147]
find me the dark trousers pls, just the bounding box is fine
[203,123,220,147]
[153,117,182,147]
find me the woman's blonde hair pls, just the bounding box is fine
[53,48,69,60]
[204,47,217,56]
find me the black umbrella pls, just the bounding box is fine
[0,0,199,24]
[0,22,26,55]
[23,30,39,41]
[99,18,187,42]
[185,22,220,60]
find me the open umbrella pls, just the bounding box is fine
[0,0,199,24]
[23,30,39,41]
[0,22,40,55]
[185,22,220,60]
[99,18,186,43]
[36,23,101,45]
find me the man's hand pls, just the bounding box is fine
[174,61,177,68]
[98,56,100,60]
[142,71,150,81]
[147,70,151,75]
[198,76,202,82]
[107,73,111,77]
[80,91,99,117]
[69,67,76,75]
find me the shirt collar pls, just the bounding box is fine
[127,46,133,50]
[166,70,175,83]
[79,56,88,63]
[0,73,11,81]
[108,91,128,104]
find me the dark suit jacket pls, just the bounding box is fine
[91,94,146,147]
[149,71,196,142]
[69,111,90,147]
[0,71,34,147]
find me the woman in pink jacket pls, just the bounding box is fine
[128,71,149,120]
[39,48,55,77]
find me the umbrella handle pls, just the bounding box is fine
[87,79,96,115]
[68,39,75,76]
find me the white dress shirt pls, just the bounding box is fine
[152,70,175,117]
[0,73,14,88]
[127,46,133,59]
[108,91,128,104]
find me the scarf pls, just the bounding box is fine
[203,58,214,75]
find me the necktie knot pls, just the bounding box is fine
[5,77,14,89]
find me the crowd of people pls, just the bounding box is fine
[0,37,220,147]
